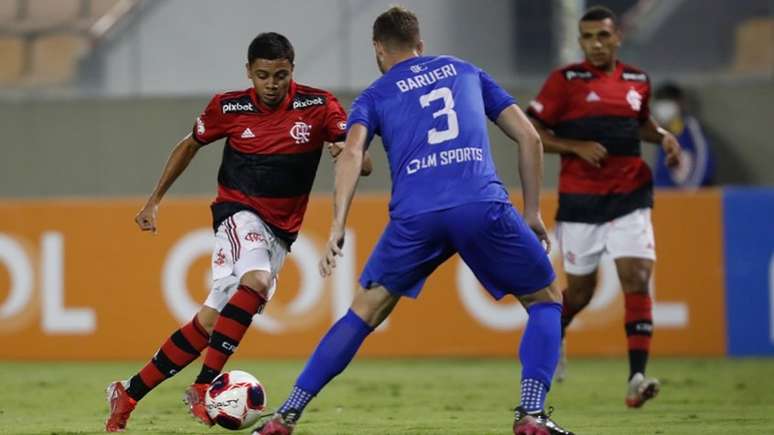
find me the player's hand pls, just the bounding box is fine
[327,142,344,159]
[661,133,681,168]
[319,226,345,277]
[524,212,551,254]
[573,140,607,167]
[135,203,159,233]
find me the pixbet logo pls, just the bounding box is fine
[222,101,255,114]
[292,96,324,110]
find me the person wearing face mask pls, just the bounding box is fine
[652,82,715,188]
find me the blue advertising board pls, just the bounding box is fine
[723,188,774,356]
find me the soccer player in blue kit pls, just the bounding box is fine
[256,7,573,435]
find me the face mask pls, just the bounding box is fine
[652,100,679,124]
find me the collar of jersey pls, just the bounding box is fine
[252,80,297,113]
[582,59,624,78]
[388,55,429,73]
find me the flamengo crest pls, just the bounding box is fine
[290,121,311,144]
[626,88,642,111]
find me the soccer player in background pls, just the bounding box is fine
[526,6,681,407]
[256,7,573,435]
[104,32,372,432]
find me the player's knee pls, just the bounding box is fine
[239,270,272,299]
[567,288,593,310]
[518,282,562,308]
[619,269,650,294]
[350,285,398,328]
[196,306,218,334]
[565,275,596,307]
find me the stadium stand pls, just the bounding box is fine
[0,0,131,87]
[733,17,774,74]
[25,32,87,85]
[0,35,24,83]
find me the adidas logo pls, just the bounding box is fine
[586,91,601,102]
[241,128,255,139]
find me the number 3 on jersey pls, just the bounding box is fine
[419,87,459,145]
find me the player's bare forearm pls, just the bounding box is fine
[328,142,372,176]
[529,115,608,167]
[147,134,202,205]
[528,116,574,154]
[135,134,201,232]
[639,116,668,144]
[496,105,543,215]
[331,124,367,230]
[640,116,681,167]
[361,150,374,176]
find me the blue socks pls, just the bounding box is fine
[278,309,374,415]
[278,303,560,416]
[519,302,562,412]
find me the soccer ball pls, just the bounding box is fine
[205,370,267,430]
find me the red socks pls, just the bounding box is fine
[196,285,267,384]
[624,293,653,378]
[126,315,209,401]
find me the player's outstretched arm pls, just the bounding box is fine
[319,124,367,277]
[327,141,373,176]
[528,115,608,168]
[361,150,374,176]
[495,104,551,252]
[135,134,203,233]
[640,116,681,168]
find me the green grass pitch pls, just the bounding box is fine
[0,358,772,434]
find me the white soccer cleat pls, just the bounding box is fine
[625,372,660,408]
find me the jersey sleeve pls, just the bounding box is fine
[323,94,348,142]
[192,95,229,145]
[526,69,567,128]
[479,69,516,122]
[639,79,652,123]
[347,90,379,147]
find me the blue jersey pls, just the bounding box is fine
[348,55,515,218]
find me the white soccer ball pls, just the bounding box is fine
[205,370,267,430]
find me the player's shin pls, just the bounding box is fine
[519,302,562,413]
[277,309,374,422]
[196,285,267,384]
[125,315,210,401]
[624,292,653,379]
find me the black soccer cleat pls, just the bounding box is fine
[513,406,574,435]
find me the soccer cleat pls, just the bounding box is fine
[626,372,660,408]
[513,406,574,435]
[105,380,137,432]
[183,383,214,426]
[252,411,298,435]
[554,339,567,383]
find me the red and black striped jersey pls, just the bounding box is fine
[527,61,653,223]
[192,81,347,245]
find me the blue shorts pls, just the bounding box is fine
[359,201,555,300]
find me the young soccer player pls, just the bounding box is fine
[256,7,572,435]
[104,32,372,432]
